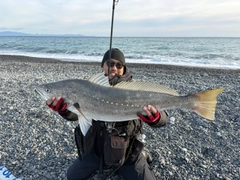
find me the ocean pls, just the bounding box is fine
[0,36,239,69]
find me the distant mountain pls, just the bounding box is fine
[0,31,85,37]
[0,31,31,36]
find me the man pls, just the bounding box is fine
[46,48,168,180]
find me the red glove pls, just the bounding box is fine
[137,111,161,124]
[47,98,68,114]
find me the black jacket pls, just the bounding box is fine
[60,70,168,164]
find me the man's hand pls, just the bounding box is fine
[137,105,161,123]
[46,96,67,114]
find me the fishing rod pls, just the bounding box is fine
[99,0,120,177]
[108,0,119,79]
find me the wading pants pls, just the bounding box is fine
[67,153,156,180]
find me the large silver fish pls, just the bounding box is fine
[35,73,224,135]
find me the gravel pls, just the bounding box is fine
[0,55,239,180]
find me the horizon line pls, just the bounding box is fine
[0,31,239,38]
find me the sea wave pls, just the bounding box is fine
[0,36,239,69]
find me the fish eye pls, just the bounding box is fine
[46,89,51,93]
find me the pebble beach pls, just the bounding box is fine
[0,55,239,180]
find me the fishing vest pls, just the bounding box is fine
[74,119,144,166]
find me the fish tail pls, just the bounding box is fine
[193,88,224,120]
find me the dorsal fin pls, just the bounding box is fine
[88,73,179,96]
[115,81,179,96]
[88,73,110,87]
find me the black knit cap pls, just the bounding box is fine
[101,48,125,67]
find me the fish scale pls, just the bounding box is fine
[35,73,224,136]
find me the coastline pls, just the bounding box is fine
[0,54,239,179]
[1,54,239,72]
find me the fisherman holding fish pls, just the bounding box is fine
[46,48,169,180]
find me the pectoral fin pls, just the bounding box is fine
[78,115,91,136]
[73,103,91,124]
[73,103,92,136]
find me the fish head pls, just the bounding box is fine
[35,80,76,102]
[35,83,59,101]
[35,79,93,136]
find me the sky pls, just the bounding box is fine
[0,0,240,37]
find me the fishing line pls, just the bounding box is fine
[108,0,119,79]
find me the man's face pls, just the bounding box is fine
[102,59,124,79]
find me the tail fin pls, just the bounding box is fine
[193,88,224,120]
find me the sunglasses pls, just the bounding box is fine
[106,60,124,69]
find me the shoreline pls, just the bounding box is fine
[1,54,239,72]
[0,54,239,179]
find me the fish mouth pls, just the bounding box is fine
[35,87,41,95]
[35,87,47,101]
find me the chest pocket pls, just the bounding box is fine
[104,133,130,166]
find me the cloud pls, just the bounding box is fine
[0,0,239,36]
